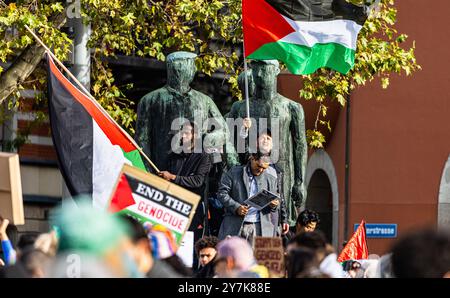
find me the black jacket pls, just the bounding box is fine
[167,152,212,230]
[167,152,212,195]
[271,164,288,226]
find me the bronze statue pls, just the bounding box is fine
[228,60,308,226]
[135,51,239,173]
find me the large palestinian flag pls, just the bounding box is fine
[47,53,146,209]
[243,0,369,75]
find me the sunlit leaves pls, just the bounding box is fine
[303,0,420,148]
[0,0,420,148]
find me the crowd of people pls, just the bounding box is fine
[1,204,450,278]
[2,118,450,278]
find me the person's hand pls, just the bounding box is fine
[0,258,5,267]
[158,171,176,181]
[282,223,290,235]
[243,118,252,129]
[0,217,9,241]
[236,205,249,216]
[291,183,304,208]
[269,199,279,208]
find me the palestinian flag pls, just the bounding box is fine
[243,0,369,75]
[338,219,369,262]
[47,53,146,209]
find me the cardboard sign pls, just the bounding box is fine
[108,164,200,246]
[0,152,24,225]
[254,236,285,277]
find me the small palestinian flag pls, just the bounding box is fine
[47,53,146,209]
[243,0,369,75]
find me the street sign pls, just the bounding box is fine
[354,223,397,238]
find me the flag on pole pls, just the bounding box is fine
[47,53,146,209]
[243,0,369,75]
[338,219,369,262]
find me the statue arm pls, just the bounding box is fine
[290,102,308,207]
[207,101,240,168]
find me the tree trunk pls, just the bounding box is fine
[0,13,66,104]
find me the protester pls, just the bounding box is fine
[16,248,51,278]
[217,150,286,244]
[214,237,269,278]
[157,120,212,267]
[143,222,192,277]
[295,209,320,234]
[194,236,219,278]
[47,198,141,278]
[0,217,17,266]
[256,129,290,239]
[288,231,346,278]
[391,228,450,278]
[377,253,394,278]
[121,215,183,278]
[283,209,320,247]
[16,234,38,259]
[285,247,326,278]
[342,260,364,278]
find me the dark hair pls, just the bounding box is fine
[195,236,219,256]
[286,247,320,278]
[119,215,148,243]
[391,228,450,278]
[258,128,272,138]
[18,248,51,277]
[250,150,271,162]
[296,209,320,227]
[289,231,327,251]
[17,234,38,251]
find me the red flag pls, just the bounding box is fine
[338,220,369,262]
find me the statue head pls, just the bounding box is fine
[166,51,197,93]
[237,69,255,98]
[251,60,280,92]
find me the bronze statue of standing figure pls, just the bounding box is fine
[135,51,239,172]
[228,60,308,227]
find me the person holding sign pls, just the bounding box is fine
[217,150,287,245]
[157,120,212,269]
[158,121,212,232]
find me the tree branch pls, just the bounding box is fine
[0,12,66,104]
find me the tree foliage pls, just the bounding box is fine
[0,0,419,148]
[301,0,420,147]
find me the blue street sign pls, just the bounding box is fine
[354,223,397,238]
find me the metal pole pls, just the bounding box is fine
[243,45,250,119]
[240,43,250,139]
[344,93,351,241]
[71,17,91,90]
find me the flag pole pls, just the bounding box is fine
[243,45,250,119]
[24,24,160,173]
[242,42,250,138]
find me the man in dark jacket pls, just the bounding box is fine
[158,120,212,228]
[158,121,212,268]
